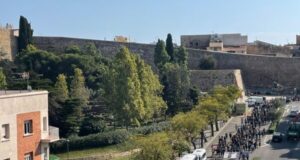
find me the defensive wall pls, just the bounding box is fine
[0,26,17,60]
[190,69,239,92]
[33,36,300,94]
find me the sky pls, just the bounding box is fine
[1,0,300,45]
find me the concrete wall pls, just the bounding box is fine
[0,91,48,160]
[33,36,300,94]
[0,27,17,60]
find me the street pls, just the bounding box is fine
[251,101,300,160]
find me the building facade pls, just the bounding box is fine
[0,90,59,160]
[181,33,248,53]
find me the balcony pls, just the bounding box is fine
[41,126,60,143]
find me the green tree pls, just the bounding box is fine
[166,33,174,61]
[136,56,167,120]
[174,46,188,65]
[83,43,101,57]
[70,68,89,106]
[134,132,173,160]
[195,96,227,136]
[108,47,144,127]
[61,98,83,137]
[106,47,166,127]
[79,116,106,136]
[162,63,190,115]
[154,40,170,68]
[199,56,216,70]
[0,68,7,89]
[65,45,81,54]
[18,16,33,52]
[54,74,69,102]
[188,86,199,105]
[171,111,207,149]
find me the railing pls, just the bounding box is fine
[41,126,60,143]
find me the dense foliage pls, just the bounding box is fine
[50,130,131,153]
[199,56,216,70]
[0,68,7,89]
[18,16,33,52]
[105,47,166,127]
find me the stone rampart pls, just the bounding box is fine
[0,27,17,60]
[33,36,300,94]
[190,69,238,92]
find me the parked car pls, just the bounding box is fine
[272,132,284,142]
[193,149,207,160]
[289,110,300,117]
[180,149,207,160]
[180,154,198,160]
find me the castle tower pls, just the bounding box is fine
[0,24,18,61]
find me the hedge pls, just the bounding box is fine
[50,130,131,153]
[129,121,170,135]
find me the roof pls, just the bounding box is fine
[0,90,48,98]
[181,33,247,47]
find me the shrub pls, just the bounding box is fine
[79,116,107,136]
[199,56,216,70]
[129,121,170,135]
[50,130,131,153]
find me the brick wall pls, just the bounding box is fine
[17,111,41,160]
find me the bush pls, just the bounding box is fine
[199,56,216,70]
[79,116,107,136]
[129,121,170,135]
[50,130,131,153]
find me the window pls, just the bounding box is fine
[24,152,33,160]
[1,124,10,141]
[24,120,33,135]
[43,147,48,160]
[43,117,47,131]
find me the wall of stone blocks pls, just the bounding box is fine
[0,28,17,60]
[33,36,300,94]
[190,69,237,92]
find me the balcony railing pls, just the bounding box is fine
[41,126,60,143]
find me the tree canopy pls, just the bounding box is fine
[18,16,33,52]
[106,47,166,127]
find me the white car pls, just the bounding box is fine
[193,149,207,160]
[180,154,198,160]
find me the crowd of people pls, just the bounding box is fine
[212,102,275,160]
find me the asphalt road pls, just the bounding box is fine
[250,101,300,160]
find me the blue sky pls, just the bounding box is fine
[1,0,300,45]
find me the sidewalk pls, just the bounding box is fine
[203,115,245,157]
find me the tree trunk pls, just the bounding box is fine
[210,122,214,136]
[215,116,219,131]
[191,139,197,150]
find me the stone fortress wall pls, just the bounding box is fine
[32,36,300,94]
[0,25,17,60]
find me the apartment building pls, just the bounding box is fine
[0,90,59,160]
[181,33,248,53]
